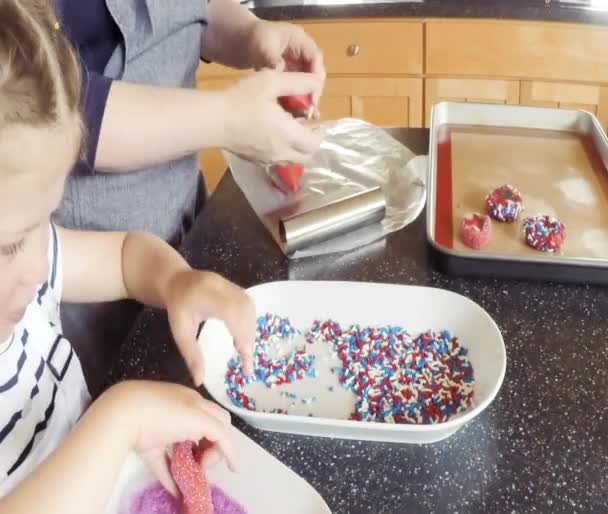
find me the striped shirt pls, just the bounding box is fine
[0,225,90,496]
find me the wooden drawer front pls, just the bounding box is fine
[425,78,520,126]
[300,21,423,75]
[323,77,423,127]
[426,20,608,84]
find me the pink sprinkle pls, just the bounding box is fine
[126,482,247,514]
[127,482,179,514]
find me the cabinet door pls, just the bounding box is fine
[521,81,608,130]
[425,78,520,126]
[322,77,423,127]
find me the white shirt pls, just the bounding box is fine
[0,225,90,496]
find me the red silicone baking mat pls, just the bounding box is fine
[434,124,608,260]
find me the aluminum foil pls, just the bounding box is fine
[227,118,427,259]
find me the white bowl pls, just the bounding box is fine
[201,281,506,444]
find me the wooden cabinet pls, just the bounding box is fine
[520,81,608,130]
[425,78,520,126]
[302,20,423,127]
[323,77,423,127]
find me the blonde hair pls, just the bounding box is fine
[0,0,82,135]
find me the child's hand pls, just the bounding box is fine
[164,271,256,386]
[105,381,238,495]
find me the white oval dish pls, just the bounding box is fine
[201,281,506,444]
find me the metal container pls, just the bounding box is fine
[279,187,386,255]
[427,101,608,284]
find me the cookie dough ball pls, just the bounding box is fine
[485,184,523,222]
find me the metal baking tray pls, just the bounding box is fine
[427,101,608,284]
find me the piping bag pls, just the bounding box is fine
[266,94,315,193]
[230,117,427,259]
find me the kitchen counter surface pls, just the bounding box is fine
[107,129,608,514]
[247,0,608,26]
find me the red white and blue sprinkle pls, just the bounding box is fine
[306,320,475,424]
[224,314,316,411]
[523,214,565,252]
[485,184,523,222]
[225,314,475,424]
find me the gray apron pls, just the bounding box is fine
[56,0,209,396]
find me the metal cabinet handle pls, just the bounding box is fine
[347,44,360,57]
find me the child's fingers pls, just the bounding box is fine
[221,288,256,376]
[187,409,240,473]
[199,445,223,469]
[143,449,178,496]
[171,272,256,379]
[192,437,222,471]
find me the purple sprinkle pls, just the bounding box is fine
[211,485,247,514]
[126,482,247,514]
[127,482,179,514]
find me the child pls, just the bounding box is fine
[0,1,255,512]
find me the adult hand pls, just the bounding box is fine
[248,21,326,106]
[221,69,323,165]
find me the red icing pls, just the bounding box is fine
[170,441,213,514]
[278,94,313,118]
[271,163,304,193]
[459,213,492,250]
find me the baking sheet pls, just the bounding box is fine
[443,125,608,259]
[427,102,608,282]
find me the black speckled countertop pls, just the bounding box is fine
[107,129,608,514]
[249,0,608,26]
